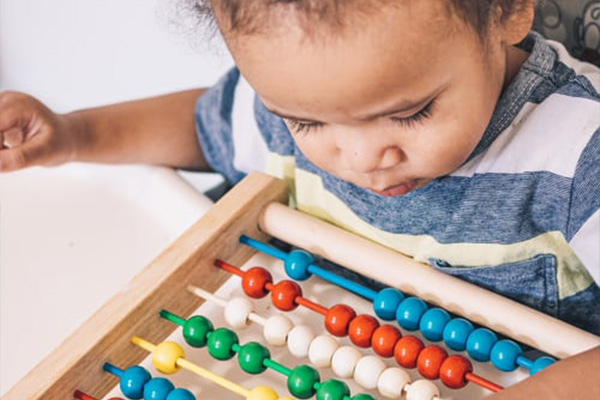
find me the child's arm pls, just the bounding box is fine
[0,89,208,171]
[489,346,600,399]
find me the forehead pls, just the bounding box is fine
[222,1,472,120]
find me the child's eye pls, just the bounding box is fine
[285,119,323,135]
[390,100,435,129]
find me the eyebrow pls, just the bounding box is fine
[265,92,436,123]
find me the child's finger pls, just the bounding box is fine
[2,127,25,149]
[0,135,53,172]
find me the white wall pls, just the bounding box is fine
[0,0,233,112]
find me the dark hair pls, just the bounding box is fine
[178,0,529,38]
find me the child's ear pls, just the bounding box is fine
[496,0,535,45]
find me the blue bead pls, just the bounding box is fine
[529,356,556,375]
[419,308,451,342]
[284,250,314,281]
[443,318,474,351]
[166,388,196,400]
[490,339,523,372]
[120,366,151,399]
[373,288,404,321]
[143,377,175,400]
[396,297,428,331]
[466,328,497,362]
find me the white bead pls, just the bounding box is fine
[405,379,440,400]
[308,335,339,368]
[331,346,362,378]
[224,297,254,329]
[353,355,386,390]
[263,315,294,346]
[287,325,315,358]
[377,367,411,399]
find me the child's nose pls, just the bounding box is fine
[344,140,404,173]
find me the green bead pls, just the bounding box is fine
[351,394,376,400]
[207,328,239,360]
[237,342,270,374]
[287,365,320,399]
[183,316,214,347]
[316,379,350,400]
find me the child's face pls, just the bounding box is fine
[223,1,527,196]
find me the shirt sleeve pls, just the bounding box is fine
[194,67,269,184]
[567,127,600,285]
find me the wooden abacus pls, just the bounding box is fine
[3,172,599,400]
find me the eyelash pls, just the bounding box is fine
[285,99,436,135]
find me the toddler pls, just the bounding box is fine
[0,0,598,398]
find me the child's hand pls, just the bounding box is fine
[0,91,79,172]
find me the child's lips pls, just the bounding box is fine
[369,180,419,197]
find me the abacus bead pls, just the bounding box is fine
[316,379,350,400]
[419,308,451,342]
[372,325,402,358]
[351,395,376,400]
[417,345,448,380]
[405,379,440,400]
[348,314,380,348]
[224,297,254,329]
[183,315,214,348]
[120,366,151,399]
[354,355,386,390]
[442,318,473,351]
[308,335,339,368]
[530,356,556,375]
[490,339,523,372]
[394,335,425,369]
[325,304,357,337]
[287,325,315,358]
[242,267,273,299]
[466,328,498,362]
[237,342,270,374]
[207,328,239,361]
[378,368,411,399]
[165,388,195,400]
[271,280,302,311]
[439,355,472,389]
[396,297,428,331]
[287,365,320,399]
[143,377,175,400]
[284,250,314,281]
[331,346,362,378]
[153,341,184,374]
[264,315,294,346]
[247,386,279,400]
[373,288,405,321]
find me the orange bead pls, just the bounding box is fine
[439,355,473,389]
[394,335,424,369]
[417,345,448,380]
[372,324,402,357]
[324,304,357,337]
[242,267,273,299]
[271,280,302,311]
[348,314,380,348]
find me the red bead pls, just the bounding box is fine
[348,314,380,348]
[242,267,273,299]
[439,355,473,389]
[417,345,448,380]
[271,280,302,311]
[324,304,357,337]
[372,324,402,357]
[394,335,424,368]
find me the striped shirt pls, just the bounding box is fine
[195,32,600,334]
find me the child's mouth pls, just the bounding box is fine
[369,180,419,197]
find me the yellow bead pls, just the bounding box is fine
[152,341,184,374]
[246,386,279,400]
